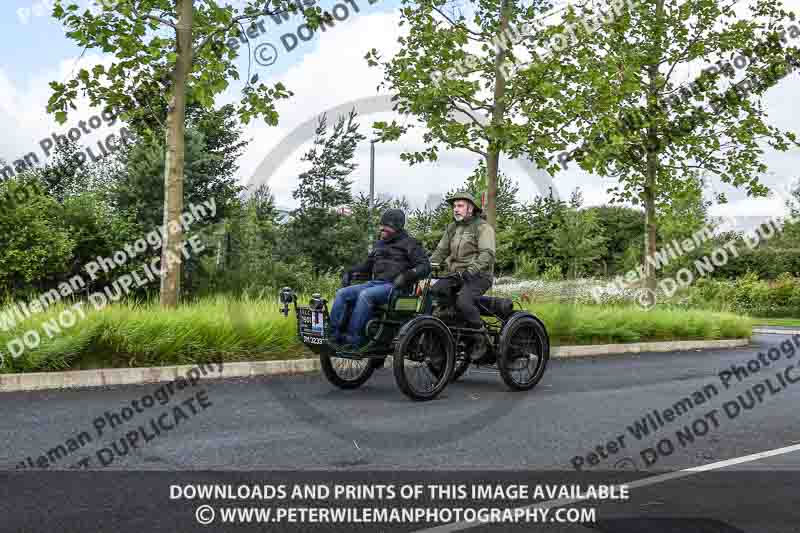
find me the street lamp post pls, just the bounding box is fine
[368,139,376,252]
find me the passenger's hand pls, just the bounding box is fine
[392,272,407,289]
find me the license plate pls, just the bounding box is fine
[300,308,325,337]
[311,311,324,333]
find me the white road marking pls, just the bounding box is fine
[411,442,800,532]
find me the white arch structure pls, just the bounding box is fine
[246,93,561,202]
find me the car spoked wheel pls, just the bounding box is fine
[320,353,375,389]
[498,315,549,391]
[394,317,455,401]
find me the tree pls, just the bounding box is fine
[463,160,520,229]
[109,104,245,232]
[0,177,74,297]
[406,202,448,253]
[779,178,800,243]
[511,188,569,267]
[552,207,608,279]
[48,0,314,307]
[108,105,246,297]
[585,204,644,276]
[365,0,581,228]
[655,176,715,276]
[286,109,366,274]
[7,145,142,296]
[33,140,110,203]
[556,0,800,294]
[211,183,281,295]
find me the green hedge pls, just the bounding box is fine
[676,272,800,318]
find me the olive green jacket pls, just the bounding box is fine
[429,215,496,277]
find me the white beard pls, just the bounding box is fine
[453,213,465,221]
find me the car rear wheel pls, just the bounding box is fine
[497,314,549,391]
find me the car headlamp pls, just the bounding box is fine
[279,287,295,305]
[310,293,325,311]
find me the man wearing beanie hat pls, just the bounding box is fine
[329,208,431,349]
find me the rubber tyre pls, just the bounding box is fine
[320,352,375,389]
[497,314,549,391]
[393,317,455,401]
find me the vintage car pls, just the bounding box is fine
[279,263,550,401]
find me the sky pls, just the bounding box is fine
[1,0,799,229]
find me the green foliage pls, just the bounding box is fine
[540,264,564,282]
[365,0,579,169]
[512,253,547,279]
[48,0,298,130]
[504,189,569,274]
[561,0,800,199]
[107,104,247,296]
[557,0,800,287]
[528,303,752,347]
[109,104,245,230]
[34,140,112,201]
[365,0,585,225]
[284,109,367,274]
[0,178,74,296]
[552,207,608,279]
[586,205,644,276]
[674,271,800,318]
[620,242,644,277]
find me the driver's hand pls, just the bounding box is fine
[448,271,468,285]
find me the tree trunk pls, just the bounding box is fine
[485,0,511,229]
[643,151,657,293]
[160,0,193,309]
[642,0,664,297]
[485,151,500,228]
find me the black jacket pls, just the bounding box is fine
[350,230,431,284]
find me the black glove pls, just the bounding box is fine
[447,271,465,285]
[392,270,413,290]
[341,270,352,287]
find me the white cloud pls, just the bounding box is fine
[0,52,127,170]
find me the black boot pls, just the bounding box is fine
[467,322,489,361]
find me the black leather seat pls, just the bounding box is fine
[477,295,514,320]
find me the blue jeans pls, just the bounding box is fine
[329,280,393,345]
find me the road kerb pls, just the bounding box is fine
[0,338,750,393]
[752,327,800,335]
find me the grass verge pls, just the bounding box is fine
[0,295,753,374]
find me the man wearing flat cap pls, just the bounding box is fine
[429,191,496,335]
[330,208,431,348]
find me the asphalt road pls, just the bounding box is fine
[2,333,800,472]
[3,333,800,532]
